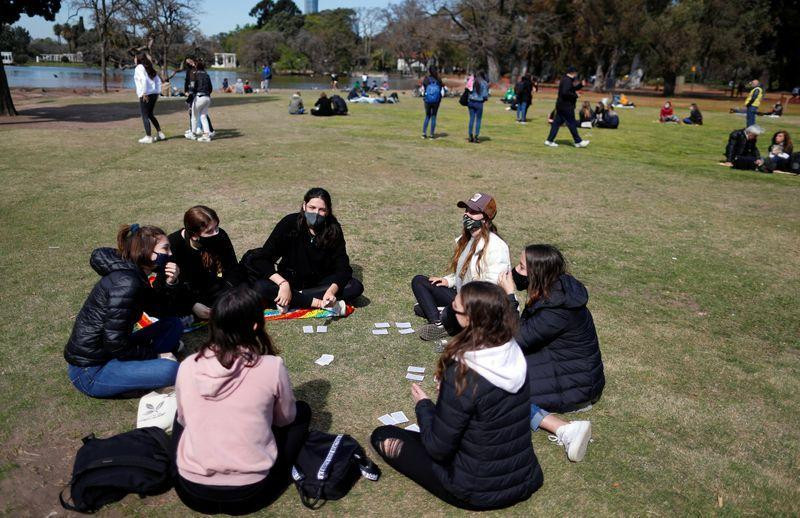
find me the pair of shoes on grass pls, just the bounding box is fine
[138,131,166,144]
[544,140,590,148]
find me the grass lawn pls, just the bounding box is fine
[0,87,798,516]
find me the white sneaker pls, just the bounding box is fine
[157,131,166,141]
[185,131,197,140]
[544,140,558,147]
[550,421,591,462]
[574,140,590,148]
[138,135,154,144]
[197,135,212,142]
[209,131,216,138]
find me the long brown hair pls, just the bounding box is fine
[116,224,165,271]
[136,53,157,79]
[772,130,794,154]
[184,205,224,274]
[435,282,518,396]
[522,244,567,307]
[448,219,498,279]
[196,285,279,369]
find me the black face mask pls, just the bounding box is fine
[462,214,483,233]
[153,252,172,274]
[305,211,327,231]
[512,267,529,291]
[197,231,224,249]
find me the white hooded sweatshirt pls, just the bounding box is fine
[461,339,527,393]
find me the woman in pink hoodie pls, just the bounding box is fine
[173,285,310,514]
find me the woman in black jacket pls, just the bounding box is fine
[372,281,542,510]
[235,188,362,313]
[168,206,237,321]
[183,58,214,139]
[514,73,533,123]
[190,59,213,142]
[64,224,184,398]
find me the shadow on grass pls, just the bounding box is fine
[2,95,275,125]
[294,379,332,432]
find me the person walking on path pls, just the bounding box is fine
[421,66,443,139]
[545,66,589,148]
[744,79,763,128]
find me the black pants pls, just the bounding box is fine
[174,401,311,515]
[139,94,161,136]
[253,276,364,309]
[546,108,582,143]
[732,155,759,170]
[187,101,214,132]
[370,427,488,511]
[410,275,460,334]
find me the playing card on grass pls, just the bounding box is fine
[406,373,424,381]
[390,411,409,424]
[378,414,397,425]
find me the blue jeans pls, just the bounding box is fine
[423,101,440,136]
[530,403,551,431]
[516,101,528,121]
[67,317,182,398]
[467,101,484,137]
[746,105,758,127]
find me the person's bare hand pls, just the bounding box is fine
[192,302,211,320]
[275,282,292,307]
[428,276,448,287]
[498,270,515,295]
[411,383,430,404]
[165,263,179,285]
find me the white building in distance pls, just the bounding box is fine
[212,53,237,69]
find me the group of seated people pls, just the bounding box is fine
[730,101,783,117]
[723,126,798,173]
[219,78,254,94]
[659,101,703,124]
[62,188,606,512]
[310,92,349,116]
[578,100,619,129]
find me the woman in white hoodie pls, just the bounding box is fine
[412,192,510,345]
[133,53,164,144]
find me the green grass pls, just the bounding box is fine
[0,89,798,516]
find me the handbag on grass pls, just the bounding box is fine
[291,430,380,510]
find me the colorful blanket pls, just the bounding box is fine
[263,305,355,321]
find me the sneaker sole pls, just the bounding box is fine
[419,325,448,341]
[567,422,592,462]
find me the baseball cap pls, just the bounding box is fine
[457,192,497,220]
[566,66,577,74]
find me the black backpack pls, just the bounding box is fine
[59,427,174,514]
[291,431,380,510]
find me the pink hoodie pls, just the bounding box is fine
[175,351,297,486]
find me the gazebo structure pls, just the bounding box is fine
[212,53,237,69]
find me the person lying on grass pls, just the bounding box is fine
[372,281,543,511]
[232,187,361,314]
[64,224,184,398]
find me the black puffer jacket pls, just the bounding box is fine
[415,363,543,510]
[515,274,605,412]
[64,248,178,367]
[725,129,760,163]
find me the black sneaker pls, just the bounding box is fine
[468,135,474,143]
[420,323,448,341]
[413,303,425,318]
[474,136,481,143]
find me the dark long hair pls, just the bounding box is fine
[772,130,793,154]
[522,244,567,307]
[435,282,518,396]
[196,285,278,369]
[136,53,157,79]
[296,187,342,248]
[183,205,224,274]
[428,65,441,84]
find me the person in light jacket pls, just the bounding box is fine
[134,53,163,144]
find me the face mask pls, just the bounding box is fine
[305,211,326,231]
[197,231,224,249]
[462,214,483,233]
[512,267,529,291]
[153,252,172,272]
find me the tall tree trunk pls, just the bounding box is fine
[486,51,500,83]
[101,37,108,93]
[663,70,677,96]
[604,47,619,91]
[593,61,604,92]
[0,61,18,116]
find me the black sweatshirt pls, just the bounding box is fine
[193,70,213,96]
[555,74,582,111]
[238,213,353,290]
[168,228,237,310]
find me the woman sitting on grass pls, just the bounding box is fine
[311,92,333,116]
[579,100,595,124]
[234,188,362,313]
[168,206,237,322]
[659,101,680,123]
[174,285,311,515]
[372,281,543,511]
[412,192,510,347]
[683,103,703,125]
[764,130,793,173]
[498,244,603,462]
[64,224,184,398]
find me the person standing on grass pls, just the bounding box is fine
[64,224,184,398]
[421,65,443,139]
[545,66,589,148]
[515,73,533,123]
[372,281,543,511]
[190,59,213,142]
[173,285,311,515]
[134,53,164,144]
[467,70,489,143]
[412,193,510,349]
[498,244,602,462]
[262,63,272,92]
[183,58,214,139]
[744,78,763,128]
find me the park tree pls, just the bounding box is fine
[301,9,359,72]
[381,0,436,75]
[71,0,131,92]
[0,0,61,116]
[127,0,198,81]
[640,0,701,96]
[240,30,282,70]
[355,7,383,68]
[249,0,303,33]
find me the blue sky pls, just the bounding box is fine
[15,0,387,39]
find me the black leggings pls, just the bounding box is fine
[370,426,487,511]
[410,275,460,334]
[174,401,311,515]
[139,94,161,136]
[253,276,364,309]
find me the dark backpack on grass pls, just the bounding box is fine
[291,431,380,510]
[59,427,174,514]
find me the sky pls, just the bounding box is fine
[14,0,387,39]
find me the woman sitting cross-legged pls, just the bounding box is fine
[412,192,510,347]
[234,187,362,313]
[371,281,543,511]
[64,224,184,398]
[174,285,311,515]
[498,244,605,462]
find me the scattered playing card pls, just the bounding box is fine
[390,411,409,424]
[316,325,328,333]
[302,325,314,334]
[398,328,415,335]
[372,329,389,335]
[406,373,424,381]
[407,366,425,373]
[395,322,412,328]
[314,354,334,366]
[374,322,390,328]
[378,414,397,425]
[404,423,420,432]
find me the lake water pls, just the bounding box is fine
[5,65,419,91]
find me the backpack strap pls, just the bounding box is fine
[317,434,343,480]
[353,451,381,481]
